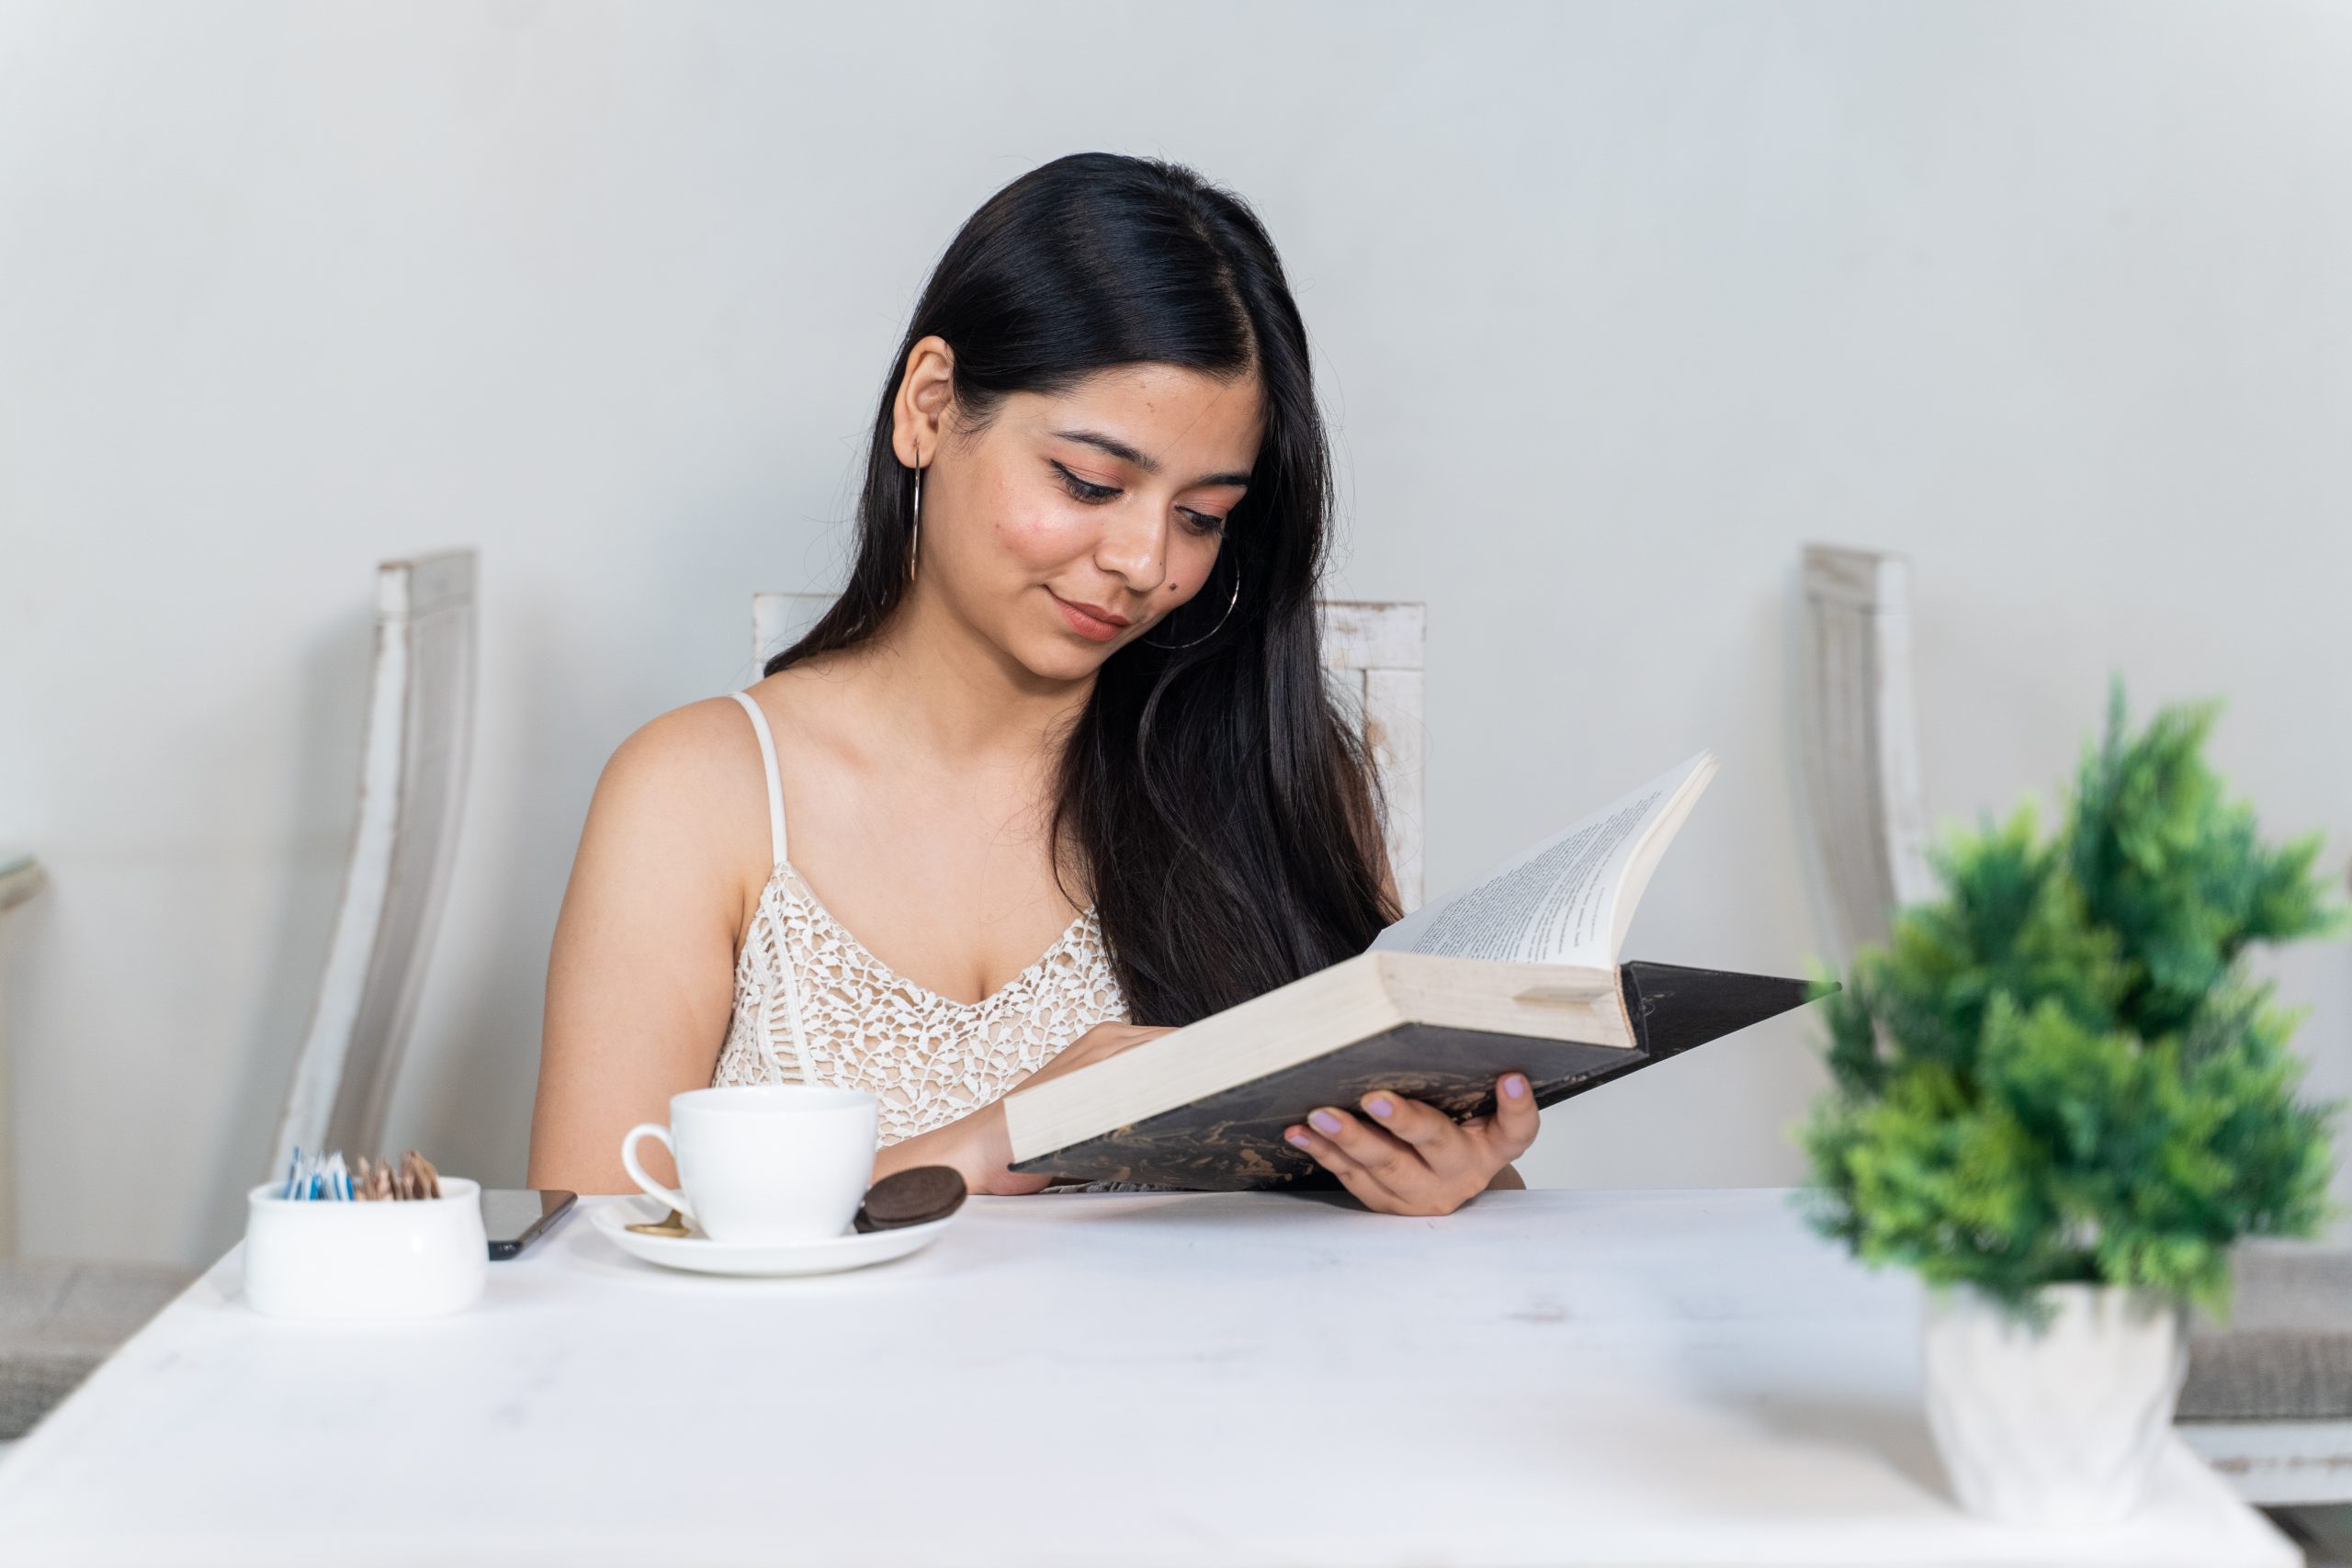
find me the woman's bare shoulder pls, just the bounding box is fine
[603,658,865,791]
[601,694,765,802]
[579,695,774,881]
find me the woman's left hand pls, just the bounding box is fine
[1282,1073,1539,1216]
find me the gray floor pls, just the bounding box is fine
[2271,1505,2352,1566]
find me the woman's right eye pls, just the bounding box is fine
[1051,460,1120,503]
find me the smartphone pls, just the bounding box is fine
[481,1188,578,1260]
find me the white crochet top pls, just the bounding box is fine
[709,691,1132,1146]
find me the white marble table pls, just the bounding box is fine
[0,1188,2298,1567]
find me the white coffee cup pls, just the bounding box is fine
[620,1086,879,1244]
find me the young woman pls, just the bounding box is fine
[526,152,1539,1216]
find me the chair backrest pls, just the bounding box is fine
[1795,544,1936,960]
[0,852,41,1256]
[269,550,478,1175]
[0,854,40,914]
[752,593,1425,913]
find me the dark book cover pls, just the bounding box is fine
[1008,961,1834,1191]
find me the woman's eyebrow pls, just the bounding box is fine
[1051,427,1251,489]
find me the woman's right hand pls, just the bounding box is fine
[875,1021,1174,1195]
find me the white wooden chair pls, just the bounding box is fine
[0,851,41,1260]
[752,593,1425,913]
[270,550,479,1171]
[1794,545,1936,962]
[0,840,197,1449]
[1792,542,2352,1514]
[0,551,479,1442]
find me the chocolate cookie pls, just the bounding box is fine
[854,1165,967,1232]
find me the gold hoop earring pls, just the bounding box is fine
[906,455,923,583]
[1144,558,1240,649]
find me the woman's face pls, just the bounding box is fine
[894,340,1262,682]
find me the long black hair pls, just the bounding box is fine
[764,152,1396,1025]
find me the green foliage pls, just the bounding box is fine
[1801,678,2346,1316]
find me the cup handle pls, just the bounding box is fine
[619,1123,695,1224]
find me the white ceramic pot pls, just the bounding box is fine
[1920,1281,2188,1525]
[243,1177,488,1318]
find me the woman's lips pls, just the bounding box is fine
[1050,591,1128,643]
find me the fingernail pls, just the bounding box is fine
[1364,1095,1395,1120]
[1309,1109,1343,1134]
[1284,1128,1312,1148]
[1502,1075,1529,1100]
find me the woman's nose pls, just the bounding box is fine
[1091,507,1170,592]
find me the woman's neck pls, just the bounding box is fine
[836,584,1092,768]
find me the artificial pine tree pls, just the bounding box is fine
[1802,679,2345,1315]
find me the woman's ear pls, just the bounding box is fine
[891,334,956,467]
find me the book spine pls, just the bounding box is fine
[1524,967,1653,1115]
[1615,964,1651,1056]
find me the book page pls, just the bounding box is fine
[1368,751,1715,967]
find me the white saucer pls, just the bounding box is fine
[591,1196,956,1277]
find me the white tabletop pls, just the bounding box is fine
[0,1188,2296,1567]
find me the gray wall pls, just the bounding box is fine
[3,1,2346,1265]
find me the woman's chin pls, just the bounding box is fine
[1013,628,1125,682]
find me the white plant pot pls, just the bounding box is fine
[1920,1281,2188,1526]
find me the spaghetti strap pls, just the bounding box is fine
[725,688,818,1089]
[729,690,788,867]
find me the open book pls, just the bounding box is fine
[1365,750,1718,968]
[1001,751,1831,1190]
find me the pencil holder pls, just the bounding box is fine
[242,1176,487,1318]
